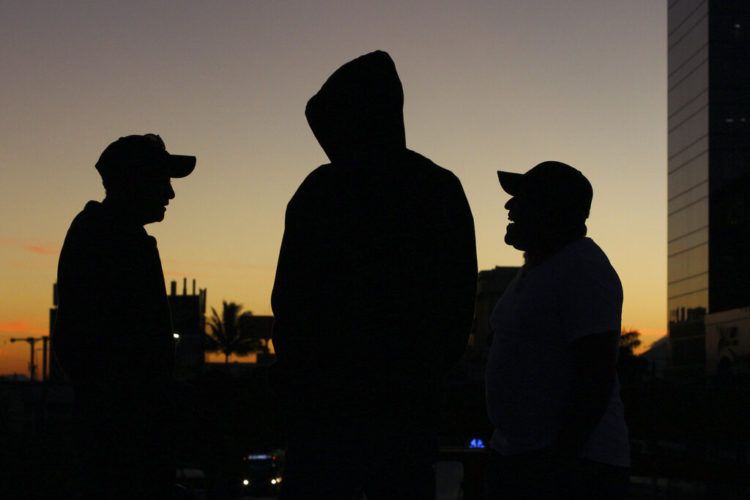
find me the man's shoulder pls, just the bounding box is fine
[58,203,113,281]
[561,238,612,265]
[404,149,460,183]
[302,152,458,183]
[286,164,336,211]
[62,201,149,258]
[558,238,622,293]
[63,201,108,243]
[288,153,463,212]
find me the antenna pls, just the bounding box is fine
[9,336,49,381]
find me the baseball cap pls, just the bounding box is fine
[497,161,593,219]
[95,134,196,183]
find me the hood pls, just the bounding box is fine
[306,50,406,163]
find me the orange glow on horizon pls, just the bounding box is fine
[0,1,668,377]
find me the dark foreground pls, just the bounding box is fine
[2,364,749,499]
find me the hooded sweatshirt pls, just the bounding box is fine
[271,51,477,426]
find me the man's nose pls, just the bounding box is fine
[504,197,515,210]
[166,183,175,200]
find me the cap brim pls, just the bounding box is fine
[497,171,524,196]
[167,155,196,178]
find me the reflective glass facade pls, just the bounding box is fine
[669,0,709,369]
[668,0,750,370]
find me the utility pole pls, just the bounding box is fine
[10,336,48,381]
[41,337,50,381]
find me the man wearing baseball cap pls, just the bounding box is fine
[54,134,195,499]
[485,161,630,498]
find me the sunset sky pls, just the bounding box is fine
[1,1,666,375]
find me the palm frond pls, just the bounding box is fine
[203,301,259,361]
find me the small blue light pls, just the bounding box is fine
[469,438,485,449]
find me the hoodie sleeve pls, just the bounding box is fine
[428,173,478,372]
[270,168,327,369]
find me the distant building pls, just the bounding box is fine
[471,266,520,351]
[238,315,275,365]
[668,1,750,376]
[168,278,207,380]
[640,336,671,379]
[705,307,750,377]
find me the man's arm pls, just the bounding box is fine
[554,329,619,456]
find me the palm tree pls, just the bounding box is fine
[205,301,260,364]
[619,329,642,358]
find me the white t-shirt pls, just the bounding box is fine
[485,237,630,467]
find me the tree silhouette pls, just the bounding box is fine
[619,329,642,358]
[618,329,648,384]
[205,301,260,364]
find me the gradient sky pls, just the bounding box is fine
[0,1,667,375]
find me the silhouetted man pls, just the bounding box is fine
[54,134,195,499]
[485,161,630,499]
[271,51,477,499]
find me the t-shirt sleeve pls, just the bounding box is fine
[558,258,623,343]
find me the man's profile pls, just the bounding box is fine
[485,161,630,499]
[271,51,477,499]
[54,134,195,499]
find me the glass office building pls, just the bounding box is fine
[668,0,750,372]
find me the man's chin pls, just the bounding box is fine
[504,229,527,251]
[143,211,166,225]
